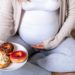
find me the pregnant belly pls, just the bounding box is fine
[19,11,59,45]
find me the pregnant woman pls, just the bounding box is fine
[0,0,75,75]
[19,0,60,45]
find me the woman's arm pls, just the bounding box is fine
[32,0,75,50]
[0,0,14,44]
[44,0,75,49]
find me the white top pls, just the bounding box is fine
[19,0,60,45]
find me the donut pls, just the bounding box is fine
[0,51,11,68]
[10,51,27,63]
[0,42,14,55]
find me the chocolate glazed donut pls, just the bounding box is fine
[0,42,14,55]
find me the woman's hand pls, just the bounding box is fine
[32,33,65,50]
[31,35,62,49]
[32,42,45,49]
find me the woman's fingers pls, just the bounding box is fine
[32,42,44,49]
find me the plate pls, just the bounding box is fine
[0,42,28,71]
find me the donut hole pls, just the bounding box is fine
[14,52,23,58]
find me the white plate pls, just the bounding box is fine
[0,42,28,71]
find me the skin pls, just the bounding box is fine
[18,0,75,75]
